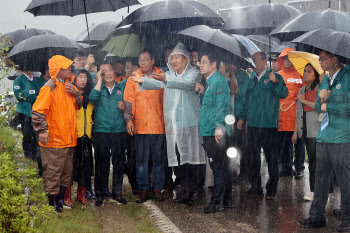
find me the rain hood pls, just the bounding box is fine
[277,48,297,73]
[48,55,74,84]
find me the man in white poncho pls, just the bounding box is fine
[131,42,206,206]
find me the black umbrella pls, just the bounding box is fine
[117,0,223,33]
[76,21,121,44]
[177,25,260,69]
[8,34,83,71]
[246,34,281,54]
[25,0,141,47]
[222,3,301,35]
[292,29,350,64]
[1,28,55,47]
[270,9,350,42]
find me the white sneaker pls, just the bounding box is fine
[304,192,314,201]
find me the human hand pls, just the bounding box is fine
[297,93,306,103]
[96,70,104,82]
[226,64,237,76]
[268,72,277,83]
[118,101,124,111]
[237,119,244,130]
[152,70,166,82]
[321,103,327,112]
[126,121,134,136]
[319,89,330,103]
[195,83,204,94]
[65,81,78,95]
[215,127,223,143]
[130,73,143,83]
[39,132,49,145]
[87,54,95,65]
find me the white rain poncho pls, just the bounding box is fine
[142,42,206,166]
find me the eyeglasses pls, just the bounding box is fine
[138,58,151,63]
[199,61,211,66]
[319,56,333,62]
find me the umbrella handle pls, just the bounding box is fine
[280,101,296,112]
[83,0,91,52]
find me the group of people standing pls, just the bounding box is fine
[13,39,350,232]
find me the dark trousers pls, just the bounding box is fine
[247,126,279,194]
[125,134,137,190]
[94,132,125,199]
[304,137,334,193]
[135,134,166,191]
[310,143,350,222]
[164,159,174,190]
[19,113,37,160]
[230,117,248,176]
[173,144,205,194]
[73,136,93,187]
[279,131,305,172]
[203,135,232,203]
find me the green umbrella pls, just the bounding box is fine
[102,34,148,58]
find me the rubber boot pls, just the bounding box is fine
[64,186,74,207]
[48,195,61,213]
[76,186,89,205]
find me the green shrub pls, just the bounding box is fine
[0,152,54,232]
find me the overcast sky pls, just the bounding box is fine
[0,0,160,40]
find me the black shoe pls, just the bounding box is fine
[245,188,263,196]
[173,190,189,204]
[265,192,276,200]
[280,169,293,177]
[333,208,342,216]
[188,192,201,206]
[223,199,233,209]
[204,201,224,214]
[132,189,139,196]
[110,196,127,204]
[295,170,304,179]
[95,198,104,207]
[105,190,112,197]
[207,185,214,191]
[85,190,97,199]
[299,217,326,228]
[337,221,350,232]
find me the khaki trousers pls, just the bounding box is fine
[41,147,74,195]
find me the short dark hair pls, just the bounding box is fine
[40,63,49,76]
[190,49,198,54]
[139,48,154,59]
[201,52,220,70]
[124,58,138,66]
[99,61,113,69]
[164,46,173,52]
[320,50,339,62]
[71,50,87,60]
[257,51,267,60]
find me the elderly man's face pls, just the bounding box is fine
[57,66,72,80]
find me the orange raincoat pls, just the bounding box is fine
[32,55,82,148]
[278,48,306,132]
[123,67,165,134]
